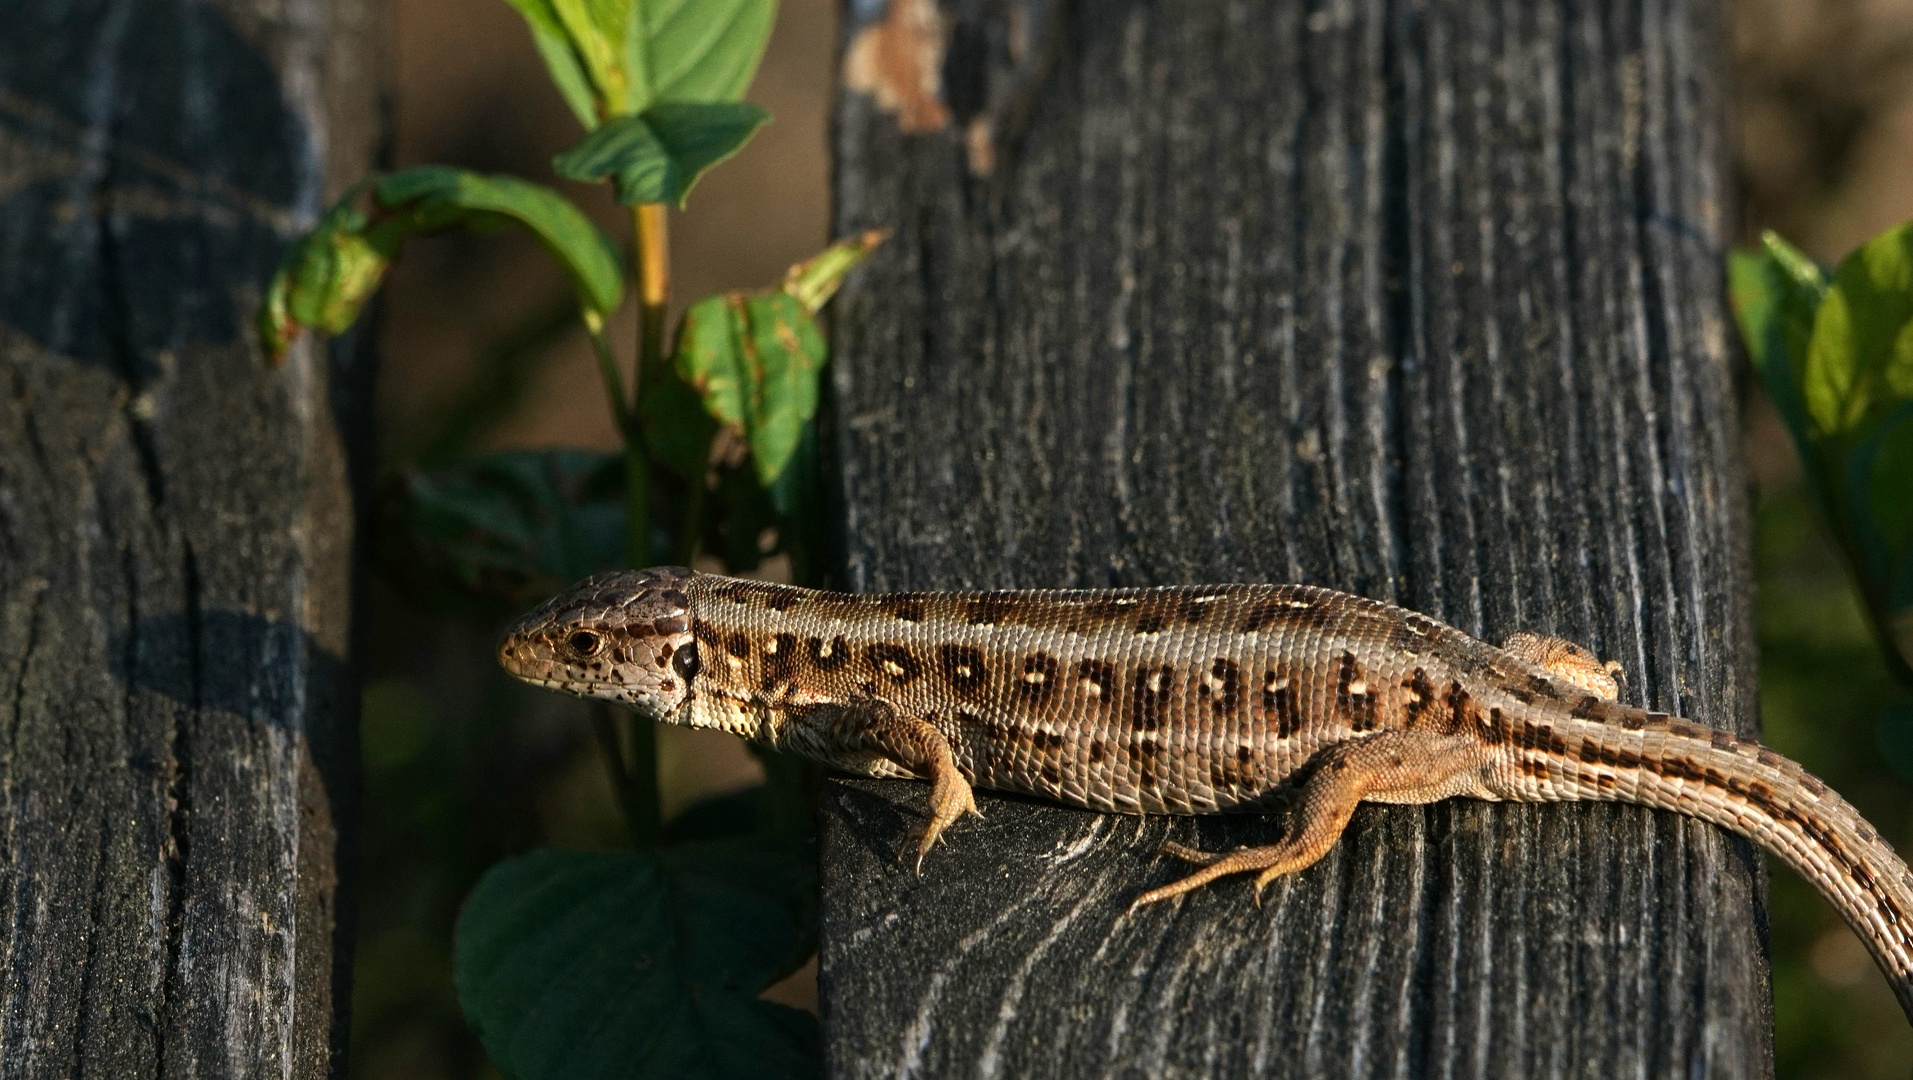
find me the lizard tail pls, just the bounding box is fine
[1499,708,1913,1020]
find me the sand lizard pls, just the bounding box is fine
[497,567,1913,1019]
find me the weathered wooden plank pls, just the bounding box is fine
[821,0,1760,1075]
[0,1,380,1075]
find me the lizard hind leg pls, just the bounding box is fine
[1129,729,1490,912]
[1501,631,1624,700]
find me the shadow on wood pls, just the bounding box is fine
[0,1,379,1075]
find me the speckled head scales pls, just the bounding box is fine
[495,566,700,718]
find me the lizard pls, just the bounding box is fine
[496,566,1913,1020]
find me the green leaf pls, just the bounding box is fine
[260,169,625,362]
[1806,222,1913,436]
[638,0,778,106]
[498,0,603,129]
[376,450,628,616]
[672,291,826,485]
[1729,232,1828,449]
[454,843,819,1080]
[259,181,387,362]
[502,0,777,125]
[550,0,633,109]
[781,229,886,313]
[552,103,770,207]
[375,167,624,316]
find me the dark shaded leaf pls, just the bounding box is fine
[660,786,775,846]
[377,450,626,616]
[639,367,720,478]
[454,843,819,1080]
[552,104,770,207]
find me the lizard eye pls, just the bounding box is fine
[672,641,700,681]
[567,630,604,658]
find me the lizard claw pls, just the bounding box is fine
[1157,840,1222,866]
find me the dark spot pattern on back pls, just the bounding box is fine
[1017,652,1061,703]
[807,635,851,670]
[1134,612,1169,635]
[867,643,922,684]
[884,597,928,622]
[761,632,798,688]
[1388,614,1437,654]
[762,586,802,611]
[1136,737,1164,788]
[936,643,988,696]
[1240,598,1330,633]
[1131,663,1176,731]
[1264,672,1301,738]
[692,619,721,646]
[1443,682,1475,735]
[1526,674,1564,701]
[1401,668,1435,728]
[966,597,1014,625]
[1478,707,1506,745]
[1336,651,1377,730]
[725,632,751,659]
[1076,658,1117,705]
[1083,598,1139,619]
[1206,658,1242,716]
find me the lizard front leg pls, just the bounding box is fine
[802,697,982,870]
[1131,729,1493,910]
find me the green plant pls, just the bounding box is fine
[262,2,881,1075]
[1730,226,1913,691]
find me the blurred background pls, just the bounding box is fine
[352,1,1913,1076]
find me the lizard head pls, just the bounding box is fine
[496,567,700,720]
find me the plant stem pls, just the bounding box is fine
[619,204,672,847]
[636,204,670,386]
[590,702,638,825]
[583,310,632,434]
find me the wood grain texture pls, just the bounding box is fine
[0,0,380,1075]
[822,0,1760,1075]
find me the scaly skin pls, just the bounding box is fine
[497,567,1913,1020]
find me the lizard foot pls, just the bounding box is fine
[1128,730,1492,914]
[1157,840,1225,866]
[1130,844,1306,912]
[911,763,982,873]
